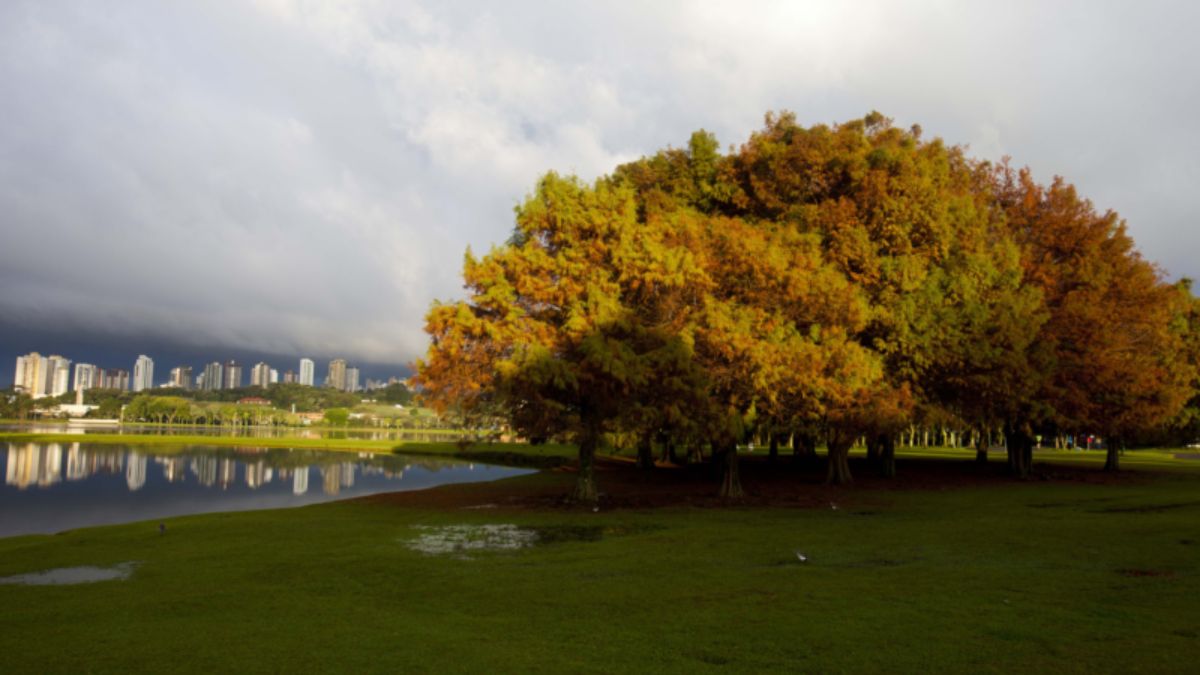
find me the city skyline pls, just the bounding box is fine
[9,349,403,396]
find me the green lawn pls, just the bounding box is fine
[1,460,1198,672]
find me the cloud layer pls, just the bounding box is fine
[2,1,1197,370]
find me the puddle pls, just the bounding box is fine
[404,525,539,556]
[403,523,660,557]
[0,562,138,586]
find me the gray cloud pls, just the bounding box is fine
[2,0,1197,371]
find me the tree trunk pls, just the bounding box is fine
[1104,438,1121,472]
[879,434,896,478]
[768,433,779,464]
[636,431,654,471]
[573,430,599,503]
[1005,422,1032,479]
[719,442,744,499]
[975,432,988,465]
[664,436,680,465]
[826,433,854,485]
[792,431,817,469]
[865,435,880,464]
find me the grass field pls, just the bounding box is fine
[0,443,1198,673]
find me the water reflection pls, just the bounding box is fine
[0,422,470,444]
[1,443,530,537]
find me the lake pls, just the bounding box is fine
[0,422,468,443]
[1,442,530,538]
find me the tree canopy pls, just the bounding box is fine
[417,111,1197,501]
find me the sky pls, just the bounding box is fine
[2,1,1198,384]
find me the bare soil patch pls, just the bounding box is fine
[360,454,1147,513]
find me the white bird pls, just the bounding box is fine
[830,502,839,510]
[795,551,808,563]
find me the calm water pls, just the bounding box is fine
[0,442,530,538]
[0,422,466,443]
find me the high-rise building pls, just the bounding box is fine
[14,352,49,398]
[325,359,347,391]
[99,368,130,391]
[224,361,243,389]
[73,363,99,392]
[345,367,360,393]
[250,362,272,388]
[269,368,279,384]
[283,370,297,384]
[132,355,154,392]
[169,366,193,390]
[299,358,315,387]
[45,355,71,398]
[202,362,223,391]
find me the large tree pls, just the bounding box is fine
[993,167,1193,471]
[417,174,711,502]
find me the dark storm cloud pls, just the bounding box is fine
[2,1,1198,377]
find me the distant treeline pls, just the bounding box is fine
[2,381,414,418]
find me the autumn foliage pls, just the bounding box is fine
[417,112,1197,500]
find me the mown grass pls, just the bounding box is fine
[1,464,1199,672]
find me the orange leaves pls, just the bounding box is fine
[418,110,1194,453]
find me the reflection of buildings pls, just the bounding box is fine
[66,443,89,480]
[62,444,125,482]
[219,458,237,489]
[191,455,218,487]
[157,456,187,482]
[245,460,273,489]
[293,467,309,495]
[320,465,342,495]
[5,443,63,488]
[126,453,147,491]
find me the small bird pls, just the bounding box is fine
[158,523,167,534]
[829,502,839,510]
[795,551,808,563]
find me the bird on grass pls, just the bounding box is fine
[795,551,808,563]
[158,523,166,534]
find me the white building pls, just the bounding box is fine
[48,355,72,397]
[73,363,99,392]
[202,362,223,391]
[299,358,314,387]
[14,352,48,398]
[169,366,193,390]
[250,362,272,388]
[132,355,154,392]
